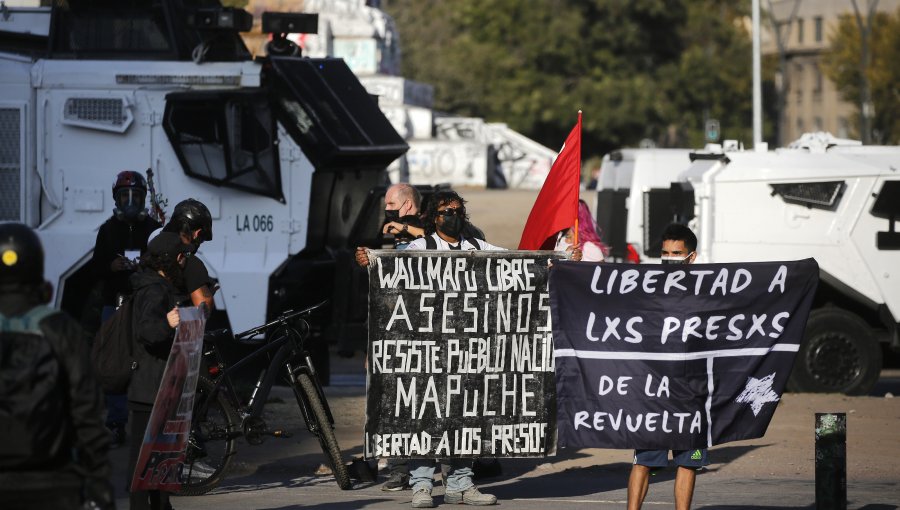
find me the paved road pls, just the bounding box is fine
[109,369,900,510]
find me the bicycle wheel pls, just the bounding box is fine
[295,372,352,489]
[180,376,239,496]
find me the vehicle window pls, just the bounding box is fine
[164,89,283,201]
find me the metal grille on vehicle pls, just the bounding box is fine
[770,181,844,208]
[64,98,127,126]
[0,108,21,221]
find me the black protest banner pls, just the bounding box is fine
[550,259,819,450]
[365,250,563,459]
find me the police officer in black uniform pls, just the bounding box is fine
[0,223,114,510]
[91,170,161,445]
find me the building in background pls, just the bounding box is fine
[763,0,900,145]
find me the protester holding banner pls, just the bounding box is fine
[396,190,502,507]
[405,190,505,252]
[383,183,425,249]
[356,183,425,490]
[624,223,707,510]
[127,232,192,510]
[554,200,609,262]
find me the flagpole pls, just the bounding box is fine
[574,110,582,246]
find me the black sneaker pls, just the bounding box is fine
[381,471,410,491]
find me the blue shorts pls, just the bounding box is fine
[634,449,709,469]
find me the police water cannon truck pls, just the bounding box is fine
[0,0,408,375]
[596,136,900,395]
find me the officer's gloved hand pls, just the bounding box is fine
[83,479,116,510]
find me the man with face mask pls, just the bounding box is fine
[89,170,161,446]
[658,223,698,265]
[355,183,424,491]
[382,183,425,249]
[399,190,504,508]
[355,184,425,269]
[404,190,504,252]
[627,222,707,510]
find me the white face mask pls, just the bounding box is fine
[555,235,571,252]
[660,253,692,265]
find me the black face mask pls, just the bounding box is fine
[384,209,400,223]
[189,235,202,254]
[438,216,463,239]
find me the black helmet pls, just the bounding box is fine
[0,223,44,285]
[170,199,213,241]
[112,170,148,223]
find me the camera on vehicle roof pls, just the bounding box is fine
[262,12,318,35]
[186,7,253,32]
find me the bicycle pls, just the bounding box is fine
[180,301,352,495]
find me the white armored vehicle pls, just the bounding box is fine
[596,137,900,394]
[0,0,407,376]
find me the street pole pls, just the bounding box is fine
[752,0,763,150]
[815,413,847,510]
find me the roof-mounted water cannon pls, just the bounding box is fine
[262,12,318,57]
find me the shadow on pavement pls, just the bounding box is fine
[695,506,813,509]
[257,499,394,510]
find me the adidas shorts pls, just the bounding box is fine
[633,448,709,469]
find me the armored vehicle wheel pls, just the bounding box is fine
[788,308,882,395]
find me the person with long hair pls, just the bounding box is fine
[554,199,610,262]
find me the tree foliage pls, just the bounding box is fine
[382,0,773,156]
[821,9,900,144]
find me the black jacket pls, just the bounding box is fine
[0,292,112,500]
[91,215,161,306]
[128,270,177,406]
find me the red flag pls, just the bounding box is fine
[518,111,582,250]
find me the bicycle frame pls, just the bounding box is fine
[201,303,336,436]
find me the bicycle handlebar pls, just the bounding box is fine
[233,299,328,340]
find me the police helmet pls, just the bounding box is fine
[0,222,45,285]
[170,199,213,241]
[112,170,148,222]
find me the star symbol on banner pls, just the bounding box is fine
[735,373,781,416]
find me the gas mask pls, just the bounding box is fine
[660,253,693,265]
[113,188,147,223]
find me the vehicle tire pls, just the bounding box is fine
[179,376,239,496]
[295,372,352,490]
[787,308,883,395]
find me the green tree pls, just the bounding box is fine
[822,9,900,144]
[382,0,773,156]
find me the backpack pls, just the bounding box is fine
[0,305,70,469]
[90,296,136,394]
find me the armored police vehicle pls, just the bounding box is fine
[0,0,407,376]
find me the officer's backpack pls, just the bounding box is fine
[90,296,136,394]
[0,305,70,469]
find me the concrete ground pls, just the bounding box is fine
[108,366,900,510]
[109,189,900,509]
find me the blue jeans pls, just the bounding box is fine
[410,459,474,493]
